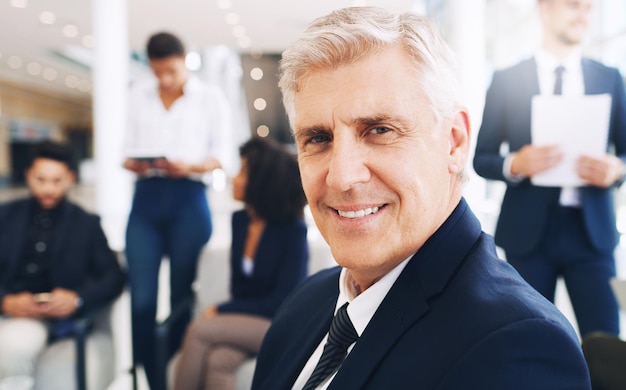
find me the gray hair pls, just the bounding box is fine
[278,6,463,128]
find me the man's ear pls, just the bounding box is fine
[67,170,77,185]
[448,109,471,175]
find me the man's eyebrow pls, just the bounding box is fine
[294,114,412,138]
[294,126,329,139]
[353,115,393,126]
[352,114,412,129]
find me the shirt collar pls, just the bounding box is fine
[535,47,582,73]
[337,255,412,336]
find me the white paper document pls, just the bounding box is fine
[530,94,612,187]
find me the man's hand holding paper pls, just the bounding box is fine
[576,153,624,188]
[531,93,612,187]
[511,144,563,177]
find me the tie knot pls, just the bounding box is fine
[327,303,358,348]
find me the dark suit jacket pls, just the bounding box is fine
[252,199,590,389]
[217,210,309,319]
[0,198,125,315]
[473,57,626,257]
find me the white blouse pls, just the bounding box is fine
[124,75,230,175]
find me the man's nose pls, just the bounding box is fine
[325,134,370,191]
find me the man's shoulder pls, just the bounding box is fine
[494,57,535,78]
[0,197,27,208]
[0,197,30,216]
[458,240,576,331]
[582,57,622,76]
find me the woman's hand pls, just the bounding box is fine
[202,305,218,318]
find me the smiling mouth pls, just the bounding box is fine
[336,206,381,219]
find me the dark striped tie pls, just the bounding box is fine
[302,303,358,390]
[554,65,565,95]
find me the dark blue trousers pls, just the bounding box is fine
[126,177,212,387]
[507,206,619,338]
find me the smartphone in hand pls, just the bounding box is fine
[33,292,52,303]
[132,156,167,166]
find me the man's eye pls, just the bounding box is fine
[370,127,391,135]
[310,134,331,144]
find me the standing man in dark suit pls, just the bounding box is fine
[252,6,590,390]
[0,141,125,379]
[474,0,626,338]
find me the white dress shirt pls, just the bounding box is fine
[124,75,231,181]
[291,256,412,390]
[504,48,585,206]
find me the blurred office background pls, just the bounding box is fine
[0,0,625,388]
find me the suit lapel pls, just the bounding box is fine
[259,271,340,390]
[517,58,540,147]
[582,58,608,95]
[328,199,482,389]
[48,201,72,270]
[329,270,429,389]
[6,200,30,274]
[522,58,541,97]
[281,298,336,389]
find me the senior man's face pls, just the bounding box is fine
[293,44,470,288]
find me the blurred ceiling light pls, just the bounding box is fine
[27,62,42,75]
[62,24,79,38]
[250,67,263,81]
[225,12,239,25]
[232,25,246,38]
[10,0,27,8]
[253,98,267,111]
[256,125,270,138]
[250,50,263,59]
[43,67,57,81]
[65,74,79,88]
[185,51,202,71]
[39,11,56,24]
[217,0,231,9]
[7,56,23,69]
[82,35,95,48]
[238,36,251,49]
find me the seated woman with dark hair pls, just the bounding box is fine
[173,137,309,390]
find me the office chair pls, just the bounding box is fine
[34,302,117,390]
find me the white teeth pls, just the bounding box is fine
[338,206,379,219]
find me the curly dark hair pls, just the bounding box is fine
[30,140,77,172]
[146,31,185,60]
[239,137,307,225]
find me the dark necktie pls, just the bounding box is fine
[302,303,359,390]
[553,65,565,95]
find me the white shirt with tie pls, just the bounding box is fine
[504,48,585,206]
[291,256,412,389]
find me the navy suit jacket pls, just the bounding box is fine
[0,198,125,315]
[473,57,626,257]
[252,200,591,389]
[217,210,309,319]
